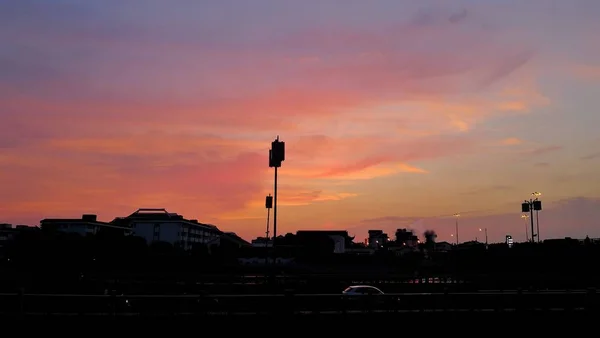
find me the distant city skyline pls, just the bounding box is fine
[1,1,599,241]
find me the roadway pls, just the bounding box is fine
[0,289,592,297]
[10,307,588,316]
[1,289,597,315]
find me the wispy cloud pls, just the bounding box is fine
[460,185,514,196]
[522,145,563,156]
[581,152,600,161]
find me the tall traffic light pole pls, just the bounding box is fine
[269,136,285,261]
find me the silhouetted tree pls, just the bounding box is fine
[423,230,437,252]
[424,230,437,244]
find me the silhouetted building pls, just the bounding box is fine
[0,224,16,251]
[395,228,419,247]
[543,237,581,247]
[0,224,38,256]
[579,237,600,244]
[368,230,389,249]
[434,241,452,252]
[456,240,486,250]
[41,214,131,236]
[110,208,221,250]
[251,237,273,247]
[216,232,251,248]
[296,230,354,253]
[345,246,376,255]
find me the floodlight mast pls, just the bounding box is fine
[521,192,542,243]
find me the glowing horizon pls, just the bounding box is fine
[1,1,599,242]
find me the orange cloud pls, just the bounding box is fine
[0,146,270,223]
[501,138,523,146]
[397,163,428,174]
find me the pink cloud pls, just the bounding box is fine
[0,1,543,135]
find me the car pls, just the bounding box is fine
[342,285,400,309]
[342,285,384,296]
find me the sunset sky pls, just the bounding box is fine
[1,0,599,243]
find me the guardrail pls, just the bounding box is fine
[1,290,598,316]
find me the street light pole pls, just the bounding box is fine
[521,214,529,242]
[453,213,460,245]
[532,192,542,243]
[479,228,488,246]
[536,210,540,243]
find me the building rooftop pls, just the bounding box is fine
[40,214,111,225]
[222,232,251,246]
[296,230,351,236]
[110,208,219,230]
[296,230,355,242]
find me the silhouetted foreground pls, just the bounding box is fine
[1,290,598,316]
[2,311,595,331]
[3,227,600,294]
